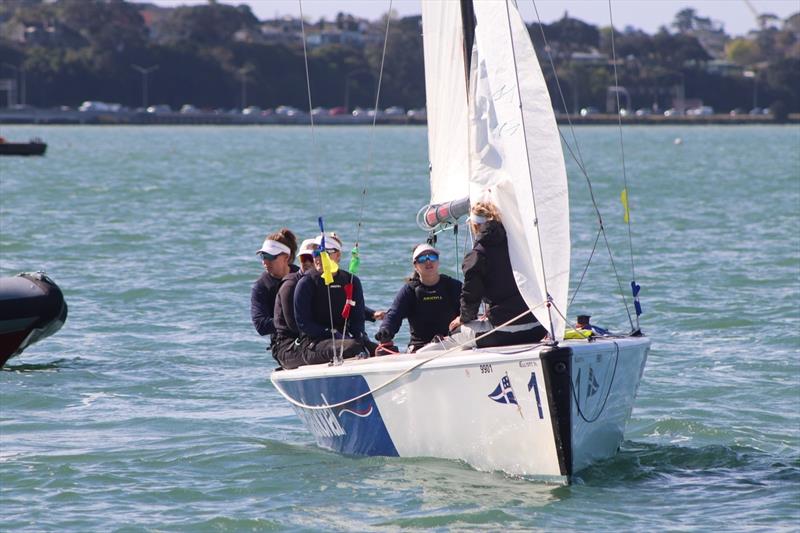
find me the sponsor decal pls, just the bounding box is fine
[297,407,346,438]
[518,360,537,368]
[488,375,518,405]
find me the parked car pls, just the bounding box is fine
[407,108,427,120]
[242,106,262,115]
[729,108,746,116]
[180,104,199,114]
[663,108,683,117]
[384,106,405,116]
[79,101,122,112]
[686,106,714,116]
[275,105,302,116]
[352,107,367,117]
[311,107,329,116]
[329,106,348,116]
[579,106,599,116]
[146,104,172,114]
[634,108,651,116]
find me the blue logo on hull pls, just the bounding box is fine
[279,374,399,457]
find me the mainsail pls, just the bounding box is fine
[421,1,471,204]
[423,0,571,340]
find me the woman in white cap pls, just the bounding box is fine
[375,243,462,353]
[250,228,299,352]
[272,238,317,369]
[293,232,370,365]
[419,201,545,352]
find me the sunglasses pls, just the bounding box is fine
[415,253,439,264]
[312,248,339,257]
[259,251,284,261]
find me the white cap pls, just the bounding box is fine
[467,213,487,224]
[298,238,317,257]
[257,239,291,256]
[412,243,439,261]
[314,232,342,251]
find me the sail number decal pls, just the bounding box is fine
[480,364,493,374]
[527,372,544,419]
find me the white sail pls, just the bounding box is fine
[421,1,471,204]
[469,1,570,340]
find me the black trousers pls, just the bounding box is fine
[272,336,305,370]
[475,324,547,348]
[296,337,366,366]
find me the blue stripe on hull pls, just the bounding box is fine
[280,374,399,457]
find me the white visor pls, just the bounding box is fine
[297,238,317,256]
[313,233,342,251]
[257,239,291,256]
[412,244,439,261]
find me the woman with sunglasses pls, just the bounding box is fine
[271,238,317,369]
[375,244,462,353]
[250,228,299,353]
[293,232,370,365]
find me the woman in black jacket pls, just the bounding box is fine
[426,201,546,350]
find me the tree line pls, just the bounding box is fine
[0,0,797,114]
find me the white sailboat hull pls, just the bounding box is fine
[271,336,650,484]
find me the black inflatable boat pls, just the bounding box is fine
[0,272,68,367]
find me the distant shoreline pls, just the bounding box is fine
[1,109,796,126]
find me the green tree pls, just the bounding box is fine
[726,38,761,65]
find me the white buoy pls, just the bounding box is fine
[674,137,683,145]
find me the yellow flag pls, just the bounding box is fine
[621,188,630,223]
[320,251,339,285]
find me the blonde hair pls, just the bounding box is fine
[469,201,501,233]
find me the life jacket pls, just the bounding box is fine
[407,275,458,348]
[309,269,352,334]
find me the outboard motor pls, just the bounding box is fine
[0,272,68,366]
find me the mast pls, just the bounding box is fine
[460,0,476,96]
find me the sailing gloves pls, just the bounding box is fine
[375,328,393,342]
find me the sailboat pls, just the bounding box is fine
[271,0,650,484]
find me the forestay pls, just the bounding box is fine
[421,1,471,204]
[468,2,571,339]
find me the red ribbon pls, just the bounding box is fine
[341,282,355,319]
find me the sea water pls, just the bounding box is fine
[1,124,798,531]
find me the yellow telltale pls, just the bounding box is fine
[621,188,630,223]
[320,251,338,285]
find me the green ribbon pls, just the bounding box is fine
[348,246,361,275]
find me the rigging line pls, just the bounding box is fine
[270,305,546,411]
[299,2,337,349]
[607,0,639,330]
[502,0,557,339]
[569,226,601,308]
[530,0,589,172]
[354,0,393,247]
[529,0,634,324]
[337,0,393,363]
[298,0,321,208]
[571,342,619,423]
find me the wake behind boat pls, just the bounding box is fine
[270,0,650,483]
